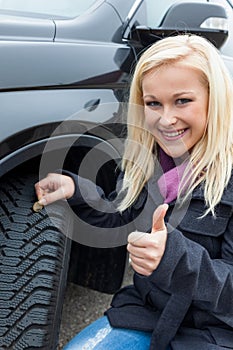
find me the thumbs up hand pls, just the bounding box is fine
[127,204,168,276]
[151,203,168,232]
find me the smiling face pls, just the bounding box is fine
[142,63,209,158]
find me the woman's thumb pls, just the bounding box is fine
[151,204,168,233]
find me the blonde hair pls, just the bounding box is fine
[118,34,233,215]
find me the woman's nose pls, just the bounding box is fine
[159,108,177,126]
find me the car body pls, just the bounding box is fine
[0,0,233,177]
[0,1,232,349]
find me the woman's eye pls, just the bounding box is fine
[176,98,192,105]
[145,101,161,107]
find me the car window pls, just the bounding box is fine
[0,0,98,18]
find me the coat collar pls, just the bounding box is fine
[139,169,233,208]
[192,171,233,206]
[124,168,233,211]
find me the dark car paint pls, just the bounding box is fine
[0,0,232,178]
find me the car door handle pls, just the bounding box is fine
[84,98,100,112]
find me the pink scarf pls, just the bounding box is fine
[157,148,188,204]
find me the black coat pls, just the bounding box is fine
[67,170,233,350]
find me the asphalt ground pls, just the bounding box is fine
[58,265,134,349]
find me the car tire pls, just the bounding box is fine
[0,172,72,349]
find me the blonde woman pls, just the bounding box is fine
[35,35,233,350]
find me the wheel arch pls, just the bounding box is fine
[0,124,127,294]
[0,120,123,178]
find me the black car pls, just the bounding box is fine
[0,1,232,349]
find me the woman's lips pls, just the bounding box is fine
[160,128,187,141]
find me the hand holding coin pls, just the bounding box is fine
[34,173,75,208]
[33,201,44,212]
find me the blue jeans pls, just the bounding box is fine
[63,316,172,349]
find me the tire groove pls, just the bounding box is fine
[0,173,72,349]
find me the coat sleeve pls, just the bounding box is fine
[147,211,233,327]
[64,170,144,230]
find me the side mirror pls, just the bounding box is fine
[130,2,228,49]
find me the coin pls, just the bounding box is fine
[33,201,44,212]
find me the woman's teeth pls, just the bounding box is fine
[162,129,185,137]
